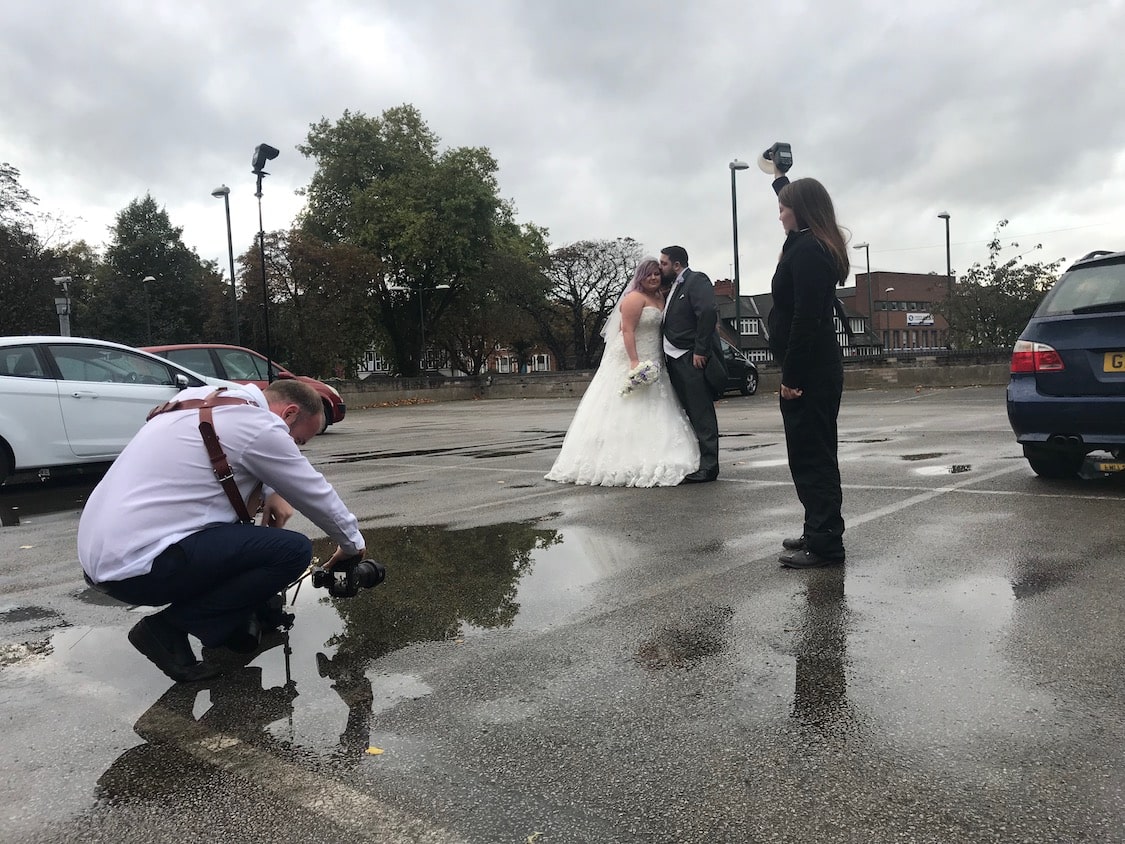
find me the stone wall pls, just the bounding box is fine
[335,364,1008,409]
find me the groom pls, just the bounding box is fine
[660,245,720,483]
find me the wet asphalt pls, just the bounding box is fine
[1,385,1123,843]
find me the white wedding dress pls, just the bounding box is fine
[545,306,700,487]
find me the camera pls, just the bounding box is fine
[311,553,386,598]
[762,142,793,173]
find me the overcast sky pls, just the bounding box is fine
[3,0,1123,297]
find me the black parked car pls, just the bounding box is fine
[719,339,759,396]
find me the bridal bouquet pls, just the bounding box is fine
[621,360,660,396]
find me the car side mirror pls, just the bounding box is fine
[174,373,191,389]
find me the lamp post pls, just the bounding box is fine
[252,143,280,382]
[852,241,872,334]
[389,283,450,372]
[937,211,952,297]
[52,276,72,336]
[883,286,895,350]
[211,184,240,345]
[729,159,750,348]
[142,275,156,344]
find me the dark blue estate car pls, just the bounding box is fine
[1006,249,1125,478]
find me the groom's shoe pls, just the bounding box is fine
[680,471,718,485]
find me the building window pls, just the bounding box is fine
[533,354,550,372]
[740,318,759,336]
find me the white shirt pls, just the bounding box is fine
[78,384,363,583]
[663,269,690,359]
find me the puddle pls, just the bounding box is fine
[356,481,416,492]
[467,450,536,459]
[901,452,947,461]
[0,476,98,527]
[840,438,890,444]
[914,464,972,476]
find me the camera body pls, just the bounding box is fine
[311,554,386,598]
[762,142,793,173]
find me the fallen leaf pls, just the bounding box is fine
[365,746,384,755]
[527,833,544,843]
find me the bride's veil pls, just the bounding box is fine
[600,256,661,342]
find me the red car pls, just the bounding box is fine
[143,344,345,433]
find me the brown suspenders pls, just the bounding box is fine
[146,389,261,524]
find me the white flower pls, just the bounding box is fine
[620,360,660,396]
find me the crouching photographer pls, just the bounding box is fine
[78,379,367,683]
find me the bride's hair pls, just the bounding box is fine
[625,257,661,295]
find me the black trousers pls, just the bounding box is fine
[667,352,718,477]
[99,524,312,648]
[780,371,845,559]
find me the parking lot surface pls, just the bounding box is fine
[2,386,1123,843]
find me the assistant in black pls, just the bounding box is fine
[768,173,848,567]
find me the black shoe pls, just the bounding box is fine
[779,549,845,569]
[256,593,295,632]
[680,472,718,484]
[128,617,222,683]
[781,535,807,551]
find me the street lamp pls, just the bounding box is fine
[883,286,895,350]
[388,283,451,372]
[852,241,872,334]
[52,276,72,336]
[211,184,240,345]
[252,143,280,381]
[142,275,156,344]
[937,211,952,297]
[729,158,750,348]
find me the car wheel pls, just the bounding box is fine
[1023,444,1084,479]
[320,400,332,434]
[741,372,758,396]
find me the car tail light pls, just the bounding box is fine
[1010,340,1065,373]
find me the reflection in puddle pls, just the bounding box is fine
[901,452,946,461]
[0,476,98,527]
[914,464,972,476]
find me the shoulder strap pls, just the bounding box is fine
[147,389,260,524]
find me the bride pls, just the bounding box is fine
[545,258,700,487]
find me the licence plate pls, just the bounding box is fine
[1094,461,1125,473]
[1105,351,1125,372]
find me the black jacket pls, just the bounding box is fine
[662,268,718,357]
[768,182,843,387]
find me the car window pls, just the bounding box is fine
[164,348,218,377]
[0,346,48,378]
[48,345,180,386]
[1037,262,1125,316]
[217,348,267,380]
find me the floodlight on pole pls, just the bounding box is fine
[728,158,750,348]
[52,276,72,336]
[142,275,156,344]
[211,184,240,344]
[252,144,280,382]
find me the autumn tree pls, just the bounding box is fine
[516,237,644,369]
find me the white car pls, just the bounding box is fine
[0,336,235,485]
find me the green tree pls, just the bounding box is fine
[298,105,530,375]
[938,220,1063,350]
[0,163,56,336]
[517,237,644,369]
[84,195,228,346]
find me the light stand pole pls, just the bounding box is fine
[211,185,240,345]
[729,159,750,349]
[142,275,156,344]
[852,242,872,348]
[252,144,279,382]
[52,276,72,336]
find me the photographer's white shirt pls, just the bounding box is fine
[79,384,363,583]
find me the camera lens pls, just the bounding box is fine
[354,560,386,589]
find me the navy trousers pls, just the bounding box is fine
[780,369,846,560]
[101,524,311,648]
